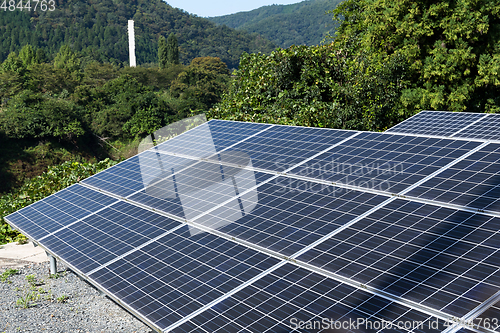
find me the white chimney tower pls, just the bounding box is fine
[128,20,136,67]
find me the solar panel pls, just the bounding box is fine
[83,151,197,197]
[5,116,500,333]
[89,225,281,331]
[38,201,182,274]
[287,132,481,194]
[452,114,500,141]
[386,111,485,137]
[407,143,500,214]
[296,198,500,318]
[195,177,389,256]
[5,184,117,239]
[170,263,448,333]
[153,120,272,158]
[214,125,355,173]
[127,164,274,220]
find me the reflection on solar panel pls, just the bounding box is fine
[386,111,485,137]
[5,114,500,333]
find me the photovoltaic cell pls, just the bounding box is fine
[407,143,500,214]
[89,225,280,331]
[39,201,182,274]
[4,184,117,239]
[218,126,355,172]
[195,177,389,257]
[287,132,481,194]
[171,263,448,333]
[297,198,500,318]
[453,114,500,141]
[386,111,484,137]
[154,120,272,158]
[82,151,196,197]
[128,165,274,220]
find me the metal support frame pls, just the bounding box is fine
[46,252,57,275]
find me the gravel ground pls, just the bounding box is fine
[0,262,154,333]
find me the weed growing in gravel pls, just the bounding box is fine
[0,268,18,283]
[16,290,37,309]
[56,295,69,303]
[25,274,37,287]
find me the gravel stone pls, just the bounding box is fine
[0,262,154,333]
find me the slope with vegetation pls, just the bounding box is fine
[0,44,231,193]
[0,0,276,69]
[208,0,343,47]
[209,0,500,129]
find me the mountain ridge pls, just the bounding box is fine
[208,0,343,47]
[0,0,276,69]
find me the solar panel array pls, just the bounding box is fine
[5,112,500,333]
[386,110,500,142]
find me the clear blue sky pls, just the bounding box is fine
[164,0,304,17]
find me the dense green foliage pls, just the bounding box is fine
[332,0,500,113]
[209,44,410,131]
[208,0,343,48]
[0,159,118,244]
[0,0,276,69]
[0,44,231,193]
[210,0,500,128]
[1,45,230,140]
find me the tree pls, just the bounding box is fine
[209,45,409,131]
[18,44,37,67]
[158,35,168,69]
[331,0,500,114]
[166,32,179,65]
[53,45,81,73]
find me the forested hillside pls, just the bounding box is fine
[0,0,276,69]
[208,0,343,47]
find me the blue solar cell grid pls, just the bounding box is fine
[196,177,389,257]
[297,198,500,317]
[39,201,182,274]
[172,263,448,333]
[82,151,196,197]
[154,120,272,158]
[4,184,117,240]
[386,111,484,137]
[128,167,274,220]
[453,114,500,141]
[89,225,280,330]
[219,126,355,172]
[407,143,500,214]
[288,132,481,194]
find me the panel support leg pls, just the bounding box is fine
[46,252,57,275]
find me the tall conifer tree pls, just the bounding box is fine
[158,35,168,69]
[166,32,179,65]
